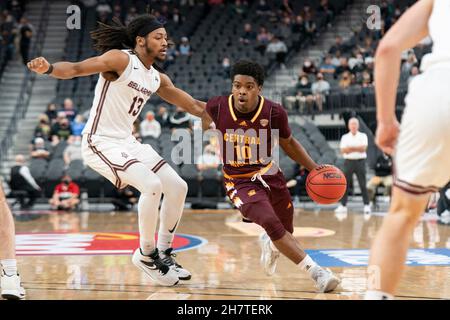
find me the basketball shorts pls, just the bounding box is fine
[394,68,450,195]
[82,134,165,189]
[224,170,294,241]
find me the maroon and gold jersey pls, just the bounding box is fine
[206,95,291,176]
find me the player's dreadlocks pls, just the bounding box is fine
[90,15,163,54]
[231,60,266,86]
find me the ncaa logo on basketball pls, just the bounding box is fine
[15,232,207,256]
[323,172,342,179]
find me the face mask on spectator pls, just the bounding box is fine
[62,179,70,185]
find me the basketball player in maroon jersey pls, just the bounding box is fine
[204,60,340,292]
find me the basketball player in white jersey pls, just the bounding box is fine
[27,15,209,286]
[0,183,25,299]
[366,0,450,299]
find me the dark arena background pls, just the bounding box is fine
[0,0,450,304]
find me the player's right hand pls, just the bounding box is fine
[27,57,51,74]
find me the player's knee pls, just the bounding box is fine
[177,179,188,197]
[140,178,162,195]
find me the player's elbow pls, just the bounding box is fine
[376,40,400,59]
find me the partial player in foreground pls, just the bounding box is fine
[204,60,340,293]
[27,15,209,287]
[367,0,450,299]
[0,182,25,300]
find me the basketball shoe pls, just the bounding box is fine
[310,266,340,293]
[160,248,192,280]
[132,248,179,286]
[1,270,26,300]
[258,232,280,276]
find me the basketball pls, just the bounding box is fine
[306,166,347,204]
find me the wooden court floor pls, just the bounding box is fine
[4,207,450,300]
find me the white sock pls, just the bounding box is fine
[157,232,174,253]
[364,290,394,300]
[1,259,18,276]
[297,255,318,276]
[269,240,279,252]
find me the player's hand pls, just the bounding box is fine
[375,119,400,156]
[27,57,51,74]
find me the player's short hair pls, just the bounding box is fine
[231,60,265,86]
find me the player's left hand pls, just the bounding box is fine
[375,119,400,156]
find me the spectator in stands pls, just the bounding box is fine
[220,56,231,78]
[18,16,32,65]
[348,52,365,74]
[361,70,373,88]
[335,57,351,78]
[178,36,192,56]
[329,36,345,55]
[367,153,393,206]
[96,0,112,17]
[70,114,86,137]
[196,143,221,171]
[140,111,161,139]
[279,0,294,17]
[266,36,288,69]
[286,74,315,113]
[255,26,271,55]
[51,112,73,141]
[172,8,183,25]
[331,50,342,67]
[34,114,51,141]
[132,120,142,143]
[231,0,248,16]
[239,23,256,45]
[302,58,317,75]
[291,14,305,49]
[401,51,417,78]
[49,174,80,211]
[318,0,335,26]
[63,135,83,167]
[9,154,41,209]
[338,71,352,90]
[360,36,376,57]
[303,13,317,44]
[335,117,371,215]
[256,0,271,16]
[278,16,292,41]
[61,98,77,122]
[125,6,138,26]
[111,186,139,211]
[169,106,191,130]
[311,73,330,113]
[45,103,58,124]
[30,137,50,160]
[286,165,308,204]
[155,105,170,128]
[112,4,123,24]
[319,55,336,75]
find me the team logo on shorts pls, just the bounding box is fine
[15,232,207,256]
[121,152,129,159]
[260,119,269,127]
[248,190,256,197]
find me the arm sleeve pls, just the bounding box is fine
[271,105,292,139]
[19,166,40,190]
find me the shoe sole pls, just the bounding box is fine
[1,291,25,300]
[179,275,191,281]
[134,262,179,286]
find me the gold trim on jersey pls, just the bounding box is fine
[223,161,274,180]
[228,95,265,123]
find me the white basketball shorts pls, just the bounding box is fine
[394,67,450,195]
[81,134,166,189]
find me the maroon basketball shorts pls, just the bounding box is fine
[224,170,294,241]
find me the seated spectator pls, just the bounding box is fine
[338,71,352,89]
[49,175,80,211]
[331,50,342,67]
[360,36,376,57]
[367,153,393,206]
[286,165,308,203]
[51,113,73,141]
[111,186,139,211]
[278,16,292,41]
[329,36,345,55]
[348,52,365,74]
[9,154,41,209]
[232,0,248,16]
[63,135,83,166]
[303,13,317,44]
[71,114,86,136]
[318,0,335,26]
[220,57,231,78]
[178,37,192,56]
[311,73,330,112]
[169,106,191,130]
[45,103,58,124]
[335,57,351,78]
[401,51,417,79]
[34,114,51,141]
[196,144,221,171]
[285,75,314,113]
[302,58,317,75]
[30,137,50,160]
[319,55,336,75]
[19,17,33,65]
[361,70,373,87]
[125,6,138,26]
[140,111,161,139]
[239,23,256,44]
[266,36,288,68]
[156,105,170,128]
[256,0,271,16]
[291,15,305,48]
[61,98,77,122]
[255,26,271,55]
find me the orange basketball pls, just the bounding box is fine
[306,165,347,204]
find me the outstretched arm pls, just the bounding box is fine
[279,135,318,172]
[27,49,129,79]
[157,73,206,118]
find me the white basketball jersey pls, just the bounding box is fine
[421,0,450,71]
[83,49,161,139]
